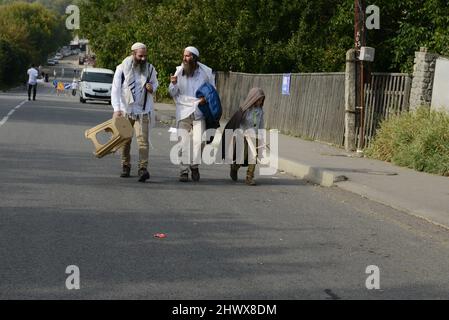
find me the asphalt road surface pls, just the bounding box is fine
[1,83,449,300]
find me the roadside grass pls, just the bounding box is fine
[365,107,449,176]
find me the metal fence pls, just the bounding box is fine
[216,71,346,146]
[358,73,412,147]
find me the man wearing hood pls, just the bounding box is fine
[169,46,215,182]
[111,42,158,183]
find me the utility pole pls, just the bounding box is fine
[354,0,367,151]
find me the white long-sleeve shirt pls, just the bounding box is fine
[27,68,38,85]
[169,65,215,120]
[111,63,158,114]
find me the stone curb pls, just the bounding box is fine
[278,157,343,187]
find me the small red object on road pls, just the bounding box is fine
[154,233,167,239]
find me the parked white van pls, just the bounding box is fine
[79,68,114,104]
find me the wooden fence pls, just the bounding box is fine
[216,72,346,146]
[216,71,413,148]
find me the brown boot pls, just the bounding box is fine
[246,164,256,186]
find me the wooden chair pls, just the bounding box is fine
[85,117,133,158]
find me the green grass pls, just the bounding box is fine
[365,107,449,176]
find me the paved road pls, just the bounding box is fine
[1,88,449,300]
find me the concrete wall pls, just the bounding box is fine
[431,57,449,113]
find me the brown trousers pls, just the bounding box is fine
[121,113,150,169]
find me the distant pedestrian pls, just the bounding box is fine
[53,69,57,79]
[56,81,65,96]
[27,64,39,101]
[71,78,78,96]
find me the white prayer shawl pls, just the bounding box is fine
[120,56,157,149]
[122,56,151,107]
[173,62,214,123]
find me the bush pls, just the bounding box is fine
[366,107,449,176]
[154,68,172,103]
[0,39,29,88]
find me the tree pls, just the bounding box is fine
[77,0,449,99]
[0,39,28,86]
[0,1,71,87]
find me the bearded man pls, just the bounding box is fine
[111,42,158,182]
[169,46,215,182]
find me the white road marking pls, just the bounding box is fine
[0,100,27,128]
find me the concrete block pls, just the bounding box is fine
[278,157,342,187]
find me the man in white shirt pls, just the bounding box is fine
[111,42,159,182]
[71,78,78,96]
[27,64,39,101]
[169,46,215,182]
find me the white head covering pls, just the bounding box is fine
[131,42,147,51]
[185,46,199,57]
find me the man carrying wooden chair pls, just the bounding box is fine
[111,42,159,183]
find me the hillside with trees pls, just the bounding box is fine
[0,1,71,88]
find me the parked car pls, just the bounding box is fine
[47,59,56,66]
[79,67,114,104]
[55,53,63,60]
